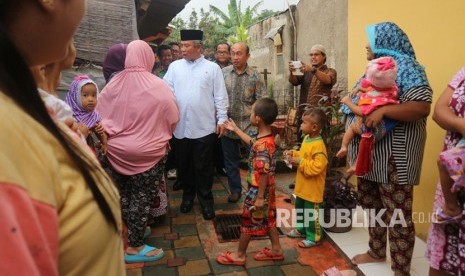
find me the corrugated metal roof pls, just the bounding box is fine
[264,24,285,40]
[138,0,190,39]
[74,0,189,64]
[75,0,139,64]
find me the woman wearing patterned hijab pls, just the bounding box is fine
[344,22,432,275]
[66,75,107,154]
[97,40,179,263]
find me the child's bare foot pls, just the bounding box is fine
[351,252,385,265]
[336,147,347,158]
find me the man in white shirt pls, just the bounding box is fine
[164,30,229,220]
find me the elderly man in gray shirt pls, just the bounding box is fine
[221,42,266,203]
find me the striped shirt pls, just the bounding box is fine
[346,85,432,185]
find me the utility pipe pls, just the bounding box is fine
[286,0,298,108]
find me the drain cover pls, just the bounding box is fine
[214,214,284,242]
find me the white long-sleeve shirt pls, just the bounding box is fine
[164,55,229,139]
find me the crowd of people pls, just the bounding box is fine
[1,1,464,275]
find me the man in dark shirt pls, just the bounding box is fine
[289,44,337,140]
[288,44,337,189]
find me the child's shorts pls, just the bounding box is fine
[439,139,465,192]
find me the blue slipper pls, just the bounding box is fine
[125,245,164,263]
[298,239,320,248]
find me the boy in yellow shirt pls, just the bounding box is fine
[284,108,328,248]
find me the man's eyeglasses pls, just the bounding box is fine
[310,53,322,57]
[216,51,229,55]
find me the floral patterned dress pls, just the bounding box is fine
[241,135,277,236]
[427,67,465,274]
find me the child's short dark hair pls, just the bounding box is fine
[254,98,278,125]
[303,107,327,128]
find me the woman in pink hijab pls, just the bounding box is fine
[97,40,179,263]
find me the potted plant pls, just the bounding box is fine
[299,86,346,176]
[322,175,357,233]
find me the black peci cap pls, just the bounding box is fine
[180,29,203,41]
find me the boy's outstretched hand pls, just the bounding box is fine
[217,124,226,137]
[223,118,238,132]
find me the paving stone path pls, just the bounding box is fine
[126,173,355,276]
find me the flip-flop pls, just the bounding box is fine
[320,266,357,276]
[253,247,284,261]
[432,207,462,225]
[216,251,245,266]
[287,229,305,238]
[298,239,320,248]
[125,245,164,263]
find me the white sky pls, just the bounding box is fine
[177,0,301,21]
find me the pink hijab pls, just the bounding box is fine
[97,40,179,175]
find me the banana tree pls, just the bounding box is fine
[227,24,250,44]
[209,0,262,39]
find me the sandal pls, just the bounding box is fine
[253,247,284,261]
[125,245,164,263]
[216,251,245,266]
[298,239,319,248]
[287,229,305,238]
[432,207,462,225]
[320,266,357,276]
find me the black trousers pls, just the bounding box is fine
[175,133,216,208]
[214,136,225,172]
